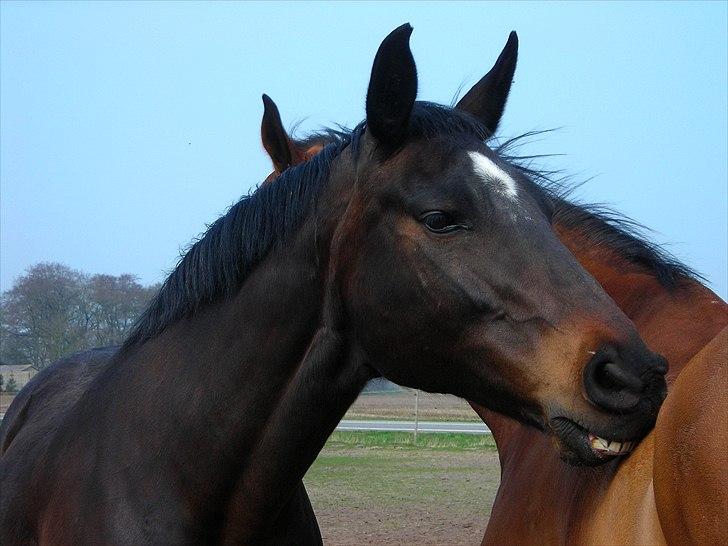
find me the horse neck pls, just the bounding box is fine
[554,224,728,377]
[481,222,728,449]
[114,178,369,540]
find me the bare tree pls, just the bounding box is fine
[0,263,158,370]
[1,263,87,368]
[87,274,157,347]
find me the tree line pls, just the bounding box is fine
[0,263,159,371]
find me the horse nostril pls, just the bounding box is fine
[597,361,644,394]
[583,350,642,412]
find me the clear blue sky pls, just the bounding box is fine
[2,2,726,298]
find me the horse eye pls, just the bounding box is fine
[421,211,462,234]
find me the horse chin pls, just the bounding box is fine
[548,417,636,467]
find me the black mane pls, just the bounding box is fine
[123,134,354,350]
[124,102,698,349]
[494,134,701,288]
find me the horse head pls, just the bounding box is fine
[261,25,668,466]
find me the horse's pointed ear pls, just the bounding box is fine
[261,94,297,174]
[365,24,418,149]
[456,31,518,136]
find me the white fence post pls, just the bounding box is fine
[413,389,419,445]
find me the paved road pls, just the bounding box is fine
[336,419,490,434]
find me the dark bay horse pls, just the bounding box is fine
[1,26,669,545]
[260,32,727,545]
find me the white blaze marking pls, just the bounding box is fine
[467,151,518,200]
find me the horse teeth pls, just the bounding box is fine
[590,436,609,450]
[608,441,621,452]
[589,435,634,454]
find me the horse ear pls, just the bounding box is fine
[456,31,518,136]
[365,24,418,149]
[261,94,298,174]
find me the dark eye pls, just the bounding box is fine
[420,211,464,234]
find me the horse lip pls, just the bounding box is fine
[547,416,639,466]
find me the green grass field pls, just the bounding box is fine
[304,431,500,545]
[325,430,497,450]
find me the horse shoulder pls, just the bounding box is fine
[653,325,728,544]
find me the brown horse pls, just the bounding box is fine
[260,32,727,545]
[0,26,668,545]
[473,233,727,545]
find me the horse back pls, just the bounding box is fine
[0,347,118,544]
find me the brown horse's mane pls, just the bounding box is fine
[549,200,701,288]
[489,133,700,289]
[491,132,702,289]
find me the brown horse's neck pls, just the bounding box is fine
[483,222,728,449]
[554,224,728,376]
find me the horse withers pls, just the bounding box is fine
[0,25,667,545]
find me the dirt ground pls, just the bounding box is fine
[304,445,500,545]
[345,391,480,422]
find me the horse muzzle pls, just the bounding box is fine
[547,354,667,467]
